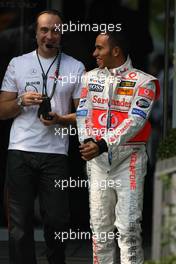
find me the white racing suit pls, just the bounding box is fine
[76,57,160,264]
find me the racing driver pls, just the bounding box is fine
[76,31,160,264]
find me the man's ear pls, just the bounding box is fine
[112,46,120,57]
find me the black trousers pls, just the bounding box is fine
[6,150,70,264]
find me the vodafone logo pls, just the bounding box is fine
[123,72,137,80]
[128,72,137,79]
[144,89,150,95]
[138,87,155,100]
[98,113,118,127]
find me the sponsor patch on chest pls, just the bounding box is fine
[119,81,136,87]
[116,88,134,96]
[92,95,131,110]
[89,83,104,92]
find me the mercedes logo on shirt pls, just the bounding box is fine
[30,68,37,75]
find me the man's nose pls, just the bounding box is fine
[93,49,98,57]
[46,30,53,39]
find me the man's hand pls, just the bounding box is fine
[21,92,43,106]
[40,112,67,126]
[79,141,100,161]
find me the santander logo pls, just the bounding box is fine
[92,95,131,108]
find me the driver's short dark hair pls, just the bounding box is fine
[104,30,129,59]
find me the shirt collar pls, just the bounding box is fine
[108,56,133,75]
[97,56,132,77]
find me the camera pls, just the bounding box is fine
[38,96,53,120]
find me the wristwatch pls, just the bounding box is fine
[17,95,24,109]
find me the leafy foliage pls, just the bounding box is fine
[157,129,176,160]
[145,255,176,264]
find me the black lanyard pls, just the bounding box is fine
[36,49,61,99]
